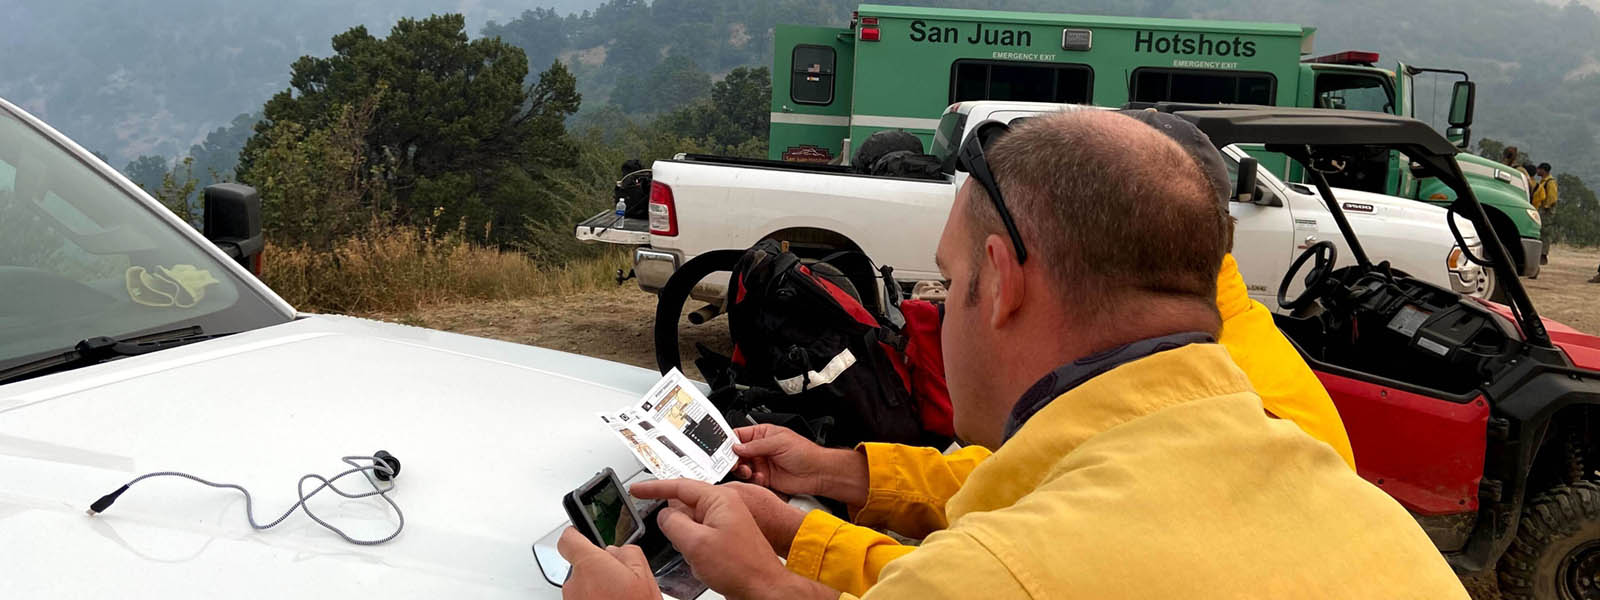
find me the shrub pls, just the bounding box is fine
[262,224,626,314]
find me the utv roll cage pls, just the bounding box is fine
[1142,103,1556,355]
[1144,105,1600,578]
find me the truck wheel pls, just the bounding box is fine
[1480,267,1508,304]
[1499,481,1600,599]
[653,250,742,374]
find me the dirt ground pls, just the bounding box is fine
[371,246,1600,599]
[1512,245,1600,334]
[377,245,1600,375]
[379,281,732,381]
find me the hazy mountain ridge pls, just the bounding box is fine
[4,0,1597,182]
[490,0,1600,179]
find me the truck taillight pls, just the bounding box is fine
[1305,50,1381,65]
[649,181,678,236]
[250,250,263,276]
[860,27,880,41]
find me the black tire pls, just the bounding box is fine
[1484,266,1510,304]
[653,250,743,374]
[1499,481,1600,599]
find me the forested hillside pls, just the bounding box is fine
[5,0,1599,203]
[484,0,1600,184]
[0,0,594,165]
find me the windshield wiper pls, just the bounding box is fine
[0,326,233,385]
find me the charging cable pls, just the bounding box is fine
[85,451,405,546]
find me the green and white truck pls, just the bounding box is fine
[770,4,1542,283]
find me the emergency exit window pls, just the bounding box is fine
[1131,68,1277,105]
[949,60,1093,104]
[792,45,836,105]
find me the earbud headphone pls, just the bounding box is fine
[86,450,407,546]
[372,449,401,481]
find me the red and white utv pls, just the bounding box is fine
[1163,105,1598,599]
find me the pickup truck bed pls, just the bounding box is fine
[575,212,651,245]
[575,155,930,246]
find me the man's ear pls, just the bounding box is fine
[985,233,1025,329]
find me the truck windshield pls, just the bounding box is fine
[0,106,291,372]
[1313,72,1395,114]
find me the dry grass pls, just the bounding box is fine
[262,225,627,314]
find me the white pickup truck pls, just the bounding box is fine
[579,101,1492,307]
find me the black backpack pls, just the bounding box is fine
[615,168,651,219]
[869,150,945,180]
[853,130,924,174]
[693,240,940,448]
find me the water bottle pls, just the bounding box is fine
[615,198,627,221]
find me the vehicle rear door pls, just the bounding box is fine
[771,25,855,163]
[1395,62,1414,119]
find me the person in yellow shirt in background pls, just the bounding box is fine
[1531,162,1558,266]
[557,110,1465,599]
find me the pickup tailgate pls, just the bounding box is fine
[575,210,650,245]
[652,158,955,283]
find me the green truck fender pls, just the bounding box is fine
[1416,154,1541,275]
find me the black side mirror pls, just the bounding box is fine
[202,183,264,274]
[1446,126,1470,149]
[1234,157,1260,203]
[1447,81,1475,128]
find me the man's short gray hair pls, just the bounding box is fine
[965,111,1229,319]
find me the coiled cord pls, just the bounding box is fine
[86,453,404,546]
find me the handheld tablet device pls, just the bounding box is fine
[563,467,645,548]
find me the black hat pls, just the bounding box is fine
[1115,108,1231,211]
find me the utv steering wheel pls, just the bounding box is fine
[1278,241,1339,311]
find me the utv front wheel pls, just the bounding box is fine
[1499,481,1600,599]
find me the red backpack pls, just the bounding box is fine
[657,240,953,448]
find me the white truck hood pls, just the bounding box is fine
[1326,186,1481,245]
[0,315,666,598]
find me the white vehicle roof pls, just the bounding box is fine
[947,100,1091,117]
[946,100,1480,243]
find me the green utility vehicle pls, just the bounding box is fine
[770,5,1542,282]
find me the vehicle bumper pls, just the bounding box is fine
[1521,238,1542,278]
[634,248,680,294]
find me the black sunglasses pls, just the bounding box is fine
[953,120,1028,264]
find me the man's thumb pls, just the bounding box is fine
[655,505,707,546]
[606,544,655,581]
[733,434,789,458]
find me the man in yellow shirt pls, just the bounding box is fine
[1531,162,1558,265]
[558,111,1465,599]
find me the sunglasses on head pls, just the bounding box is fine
[953,120,1028,264]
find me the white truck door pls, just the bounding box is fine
[1223,150,1296,306]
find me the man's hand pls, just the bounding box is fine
[630,478,838,600]
[722,481,809,556]
[555,527,662,600]
[732,424,870,506]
